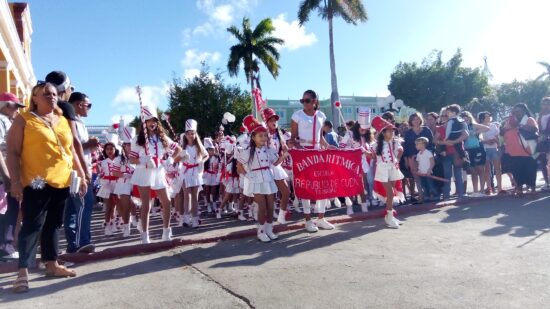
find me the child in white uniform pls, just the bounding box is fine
[202,137,221,213]
[129,105,182,244]
[113,126,137,237]
[236,115,285,242]
[97,139,121,236]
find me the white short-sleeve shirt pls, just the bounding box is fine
[291,110,326,147]
[481,122,500,149]
[416,149,434,174]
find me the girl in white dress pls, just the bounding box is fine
[129,106,182,243]
[262,108,291,224]
[113,126,137,237]
[217,136,240,219]
[236,115,286,243]
[97,140,121,236]
[180,119,209,228]
[202,137,221,213]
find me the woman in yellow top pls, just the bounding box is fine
[7,82,87,293]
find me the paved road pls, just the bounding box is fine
[1,193,549,309]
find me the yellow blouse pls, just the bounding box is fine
[20,111,73,188]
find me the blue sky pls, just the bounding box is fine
[24,0,549,125]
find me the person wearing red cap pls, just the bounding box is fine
[371,116,405,228]
[262,108,291,224]
[236,115,286,242]
[0,92,25,260]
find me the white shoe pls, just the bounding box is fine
[104,223,113,236]
[130,215,138,227]
[228,203,235,213]
[161,227,172,241]
[257,226,271,242]
[325,200,333,209]
[141,231,151,244]
[316,218,335,230]
[305,220,319,233]
[0,243,19,259]
[277,210,287,224]
[238,211,247,221]
[122,224,131,238]
[265,223,278,240]
[216,209,222,219]
[183,214,192,226]
[334,198,342,208]
[361,202,369,213]
[192,216,200,228]
[346,205,354,216]
[385,211,399,229]
[207,203,213,213]
[345,197,353,206]
[292,199,302,213]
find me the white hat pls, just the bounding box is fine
[141,105,158,121]
[236,133,249,146]
[185,119,198,132]
[104,132,120,150]
[121,126,136,144]
[203,137,214,149]
[358,107,371,129]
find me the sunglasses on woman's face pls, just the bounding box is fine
[300,98,314,104]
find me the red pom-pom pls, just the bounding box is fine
[112,123,120,129]
[334,101,341,109]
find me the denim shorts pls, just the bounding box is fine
[485,148,499,161]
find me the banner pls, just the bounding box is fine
[289,148,364,200]
[252,87,266,112]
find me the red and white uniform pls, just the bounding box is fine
[164,160,183,198]
[97,157,121,198]
[114,158,135,196]
[236,145,279,195]
[373,139,405,202]
[130,135,178,190]
[181,145,205,188]
[221,155,240,194]
[203,156,221,186]
[268,130,288,180]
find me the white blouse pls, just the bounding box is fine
[236,145,278,183]
[130,135,178,168]
[291,110,326,147]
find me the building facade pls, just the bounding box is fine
[0,1,35,105]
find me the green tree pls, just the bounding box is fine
[465,91,509,121]
[388,49,490,113]
[298,0,368,125]
[226,17,284,117]
[167,64,251,138]
[496,79,550,113]
[535,61,550,81]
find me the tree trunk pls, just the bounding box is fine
[328,11,340,127]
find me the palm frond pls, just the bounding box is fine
[252,18,276,41]
[333,0,368,25]
[298,0,323,25]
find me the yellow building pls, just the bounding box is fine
[0,1,35,105]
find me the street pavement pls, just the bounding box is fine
[1,192,549,309]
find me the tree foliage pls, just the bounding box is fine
[167,64,252,139]
[297,0,368,26]
[496,79,550,113]
[388,50,490,113]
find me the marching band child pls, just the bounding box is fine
[113,126,137,237]
[218,136,240,219]
[262,108,291,224]
[180,119,209,228]
[203,137,221,214]
[371,116,405,229]
[236,115,286,242]
[97,136,121,236]
[129,105,182,243]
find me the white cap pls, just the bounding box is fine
[104,133,120,150]
[203,137,214,149]
[121,126,136,144]
[236,133,249,146]
[141,105,158,121]
[358,107,371,129]
[185,119,198,132]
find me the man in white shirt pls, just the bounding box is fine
[0,92,25,260]
[64,92,99,254]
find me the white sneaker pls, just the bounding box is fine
[305,220,319,233]
[0,243,19,259]
[292,199,302,213]
[334,198,342,208]
[238,210,247,221]
[104,223,113,236]
[207,203,213,213]
[216,209,222,219]
[361,202,369,213]
[277,210,287,224]
[228,203,235,213]
[141,231,151,244]
[385,211,399,229]
[265,223,278,240]
[257,226,271,242]
[345,197,353,207]
[346,205,354,216]
[136,221,143,233]
[122,224,131,238]
[161,227,172,241]
[316,218,335,230]
[192,216,200,228]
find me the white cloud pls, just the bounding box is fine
[272,14,318,51]
[181,49,221,80]
[184,68,202,80]
[112,84,169,113]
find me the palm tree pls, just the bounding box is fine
[227,17,284,117]
[298,0,367,125]
[535,61,550,81]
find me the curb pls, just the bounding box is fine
[0,191,544,274]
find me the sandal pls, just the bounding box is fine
[45,265,77,278]
[12,276,29,293]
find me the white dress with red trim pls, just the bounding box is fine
[97,157,121,198]
[281,154,293,181]
[373,139,405,203]
[221,155,240,194]
[236,145,278,195]
[268,130,288,181]
[181,145,205,188]
[203,155,221,186]
[130,135,177,190]
[291,110,326,149]
[114,159,135,196]
[164,160,183,198]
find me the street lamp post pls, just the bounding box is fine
[377,95,404,113]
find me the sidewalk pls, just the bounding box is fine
[0,173,548,274]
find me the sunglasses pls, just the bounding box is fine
[82,103,92,109]
[300,98,314,104]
